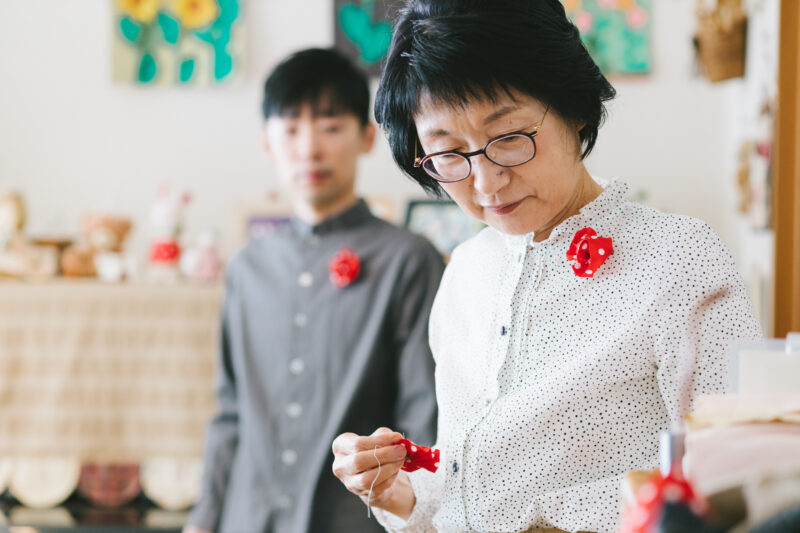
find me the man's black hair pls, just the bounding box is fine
[262,47,370,126]
[375,0,617,195]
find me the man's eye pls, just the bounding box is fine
[324,125,341,133]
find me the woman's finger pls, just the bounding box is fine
[332,430,405,456]
[331,432,358,455]
[349,444,406,473]
[346,458,404,495]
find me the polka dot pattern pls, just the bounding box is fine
[373,179,762,533]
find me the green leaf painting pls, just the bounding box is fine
[113,0,244,86]
[562,0,651,76]
[334,0,396,77]
[158,13,180,44]
[339,4,392,63]
[120,17,140,43]
[179,58,195,82]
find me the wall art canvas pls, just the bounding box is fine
[113,0,245,85]
[563,0,652,75]
[334,0,396,77]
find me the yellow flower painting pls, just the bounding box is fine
[112,0,244,86]
[173,0,220,29]
[117,0,160,23]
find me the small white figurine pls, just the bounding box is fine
[180,229,223,283]
[147,185,191,283]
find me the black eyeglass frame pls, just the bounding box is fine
[413,106,551,183]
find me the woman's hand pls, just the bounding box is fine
[332,427,416,520]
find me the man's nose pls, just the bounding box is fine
[296,129,322,160]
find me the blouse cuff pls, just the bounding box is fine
[371,470,439,532]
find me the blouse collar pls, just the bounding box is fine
[500,177,628,250]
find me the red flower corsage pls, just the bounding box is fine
[329,247,361,288]
[566,227,613,278]
[394,438,440,473]
[620,470,708,533]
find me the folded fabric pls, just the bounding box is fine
[686,395,800,430]
[685,423,800,495]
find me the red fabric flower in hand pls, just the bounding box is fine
[394,439,440,473]
[619,470,708,533]
[329,247,361,288]
[566,227,613,278]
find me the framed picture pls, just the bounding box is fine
[404,200,484,260]
[112,0,245,86]
[333,0,398,77]
[563,0,652,76]
[245,213,291,241]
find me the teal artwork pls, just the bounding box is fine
[113,0,244,86]
[335,0,396,77]
[563,0,651,76]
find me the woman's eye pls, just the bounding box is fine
[324,125,341,133]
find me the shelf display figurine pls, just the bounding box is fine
[147,185,191,283]
[180,229,222,283]
[0,192,58,279]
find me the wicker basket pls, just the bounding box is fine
[694,0,748,82]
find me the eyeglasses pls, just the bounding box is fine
[413,106,550,183]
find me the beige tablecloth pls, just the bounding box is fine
[0,280,222,461]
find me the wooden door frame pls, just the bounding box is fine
[773,0,800,337]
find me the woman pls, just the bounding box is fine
[331,1,761,532]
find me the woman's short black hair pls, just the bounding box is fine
[262,47,370,127]
[375,0,616,195]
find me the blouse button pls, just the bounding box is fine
[452,460,459,473]
[500,326,507,336]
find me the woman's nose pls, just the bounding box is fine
[470,156,510,196]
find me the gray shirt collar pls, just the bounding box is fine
[290,199,373,238]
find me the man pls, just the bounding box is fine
[184,48,442,533]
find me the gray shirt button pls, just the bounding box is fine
[289,358,305,375]
[298,272,313,287]
[276,494,292,509]
[281,449,298,465]
[287,402,303,418]
[293,313,308,327]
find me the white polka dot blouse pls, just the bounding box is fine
[373,178,762,533]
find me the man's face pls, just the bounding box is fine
[262,103,375,210]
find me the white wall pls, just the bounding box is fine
[0,0,741,259]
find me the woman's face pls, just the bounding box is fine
[414,90,586,236]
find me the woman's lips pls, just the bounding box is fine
[485,198,524,215]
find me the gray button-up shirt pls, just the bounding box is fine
[188,200,443,533]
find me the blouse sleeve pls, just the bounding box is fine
[371,253,458,532]
[651,219,762,424]
[371,467,445,533]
